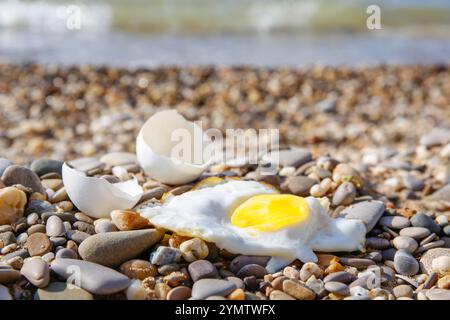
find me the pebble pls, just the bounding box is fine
[283,176,317,196]
[299,262,322,281]
[191,279,237,300]
[26,212,39,226]
[365,237,390,250]
[419,128,450,147]
[339,258,375,269]
[35,282,93,300]
[1,249,29,262]
[167,286,192,300]
[425,288,450,300]
[332,181,356,206]
[188,260,219,282]
[229,255,270,274]
[110,210,149,231]
[28,224,46,235]
[399,227,431,240]
[378,216,410,229]
[324,281,350,296]
[125,279,148,300]
[100,152,137,166]
[431,256,450,275]
[68,157,104,173]
[332,163,362,186]
[120,259,158,280]
[1,165,45,194]
[179,238,209,262]
[94,219,117,233]
[20,257,50,288]
[0,158,12,177]
[436,215,448,227]
[264,147,312,167]
[305,276,326,297]
[282,279,315,300]
[66,230,91,244]
[437,275,450,289]
[426,184,450,202]
[228,276,245,289]
[393,284,413,298]
[51,258,130,295]
[0,187,27,225]
[26,233,52,256]
[0,268,21,283]
[0,231,16,246]
[410,213,441,235]
[150,246,182,265]
[394,250,419,276]
[55,248,78,259]
[236,264,267,279]
[269,290,295,300]
[323,271,353,284]
[0,284,12,300]
[393,236,418,253]
[46,215,65,237]
[50,187,68,203]
[30,158,63,177]
[79,229,164,267]
[340,200,385,232]
[73,221,95,235]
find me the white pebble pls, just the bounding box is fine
[26,213,39,226]
[279,166,295,177]
[432,256,450,276]
[310,184,326,197]
[435,215,448,227]
[16,233,28,245]
[126,280,148,300]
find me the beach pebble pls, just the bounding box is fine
[425,288,450,300]
[0,231,16,246]
[125,279,148,300]
[269,290,295,300]
[340,200,385,232]
[393,284,413,298]
[323,271,353,284]
[399,227,431,240]
[299,262,323,281]
[191,279,236,300]
[436,215,448,227]
[79,229,163,267]
[51,258,130,295]
[410,213,441,234]
[236,264,267,279]
[0,187,27,225]
[305,276,326,297]
[46,215,65,237]
[55,248,78,259]
[1,165,45,194]
[393,236,418,253]
[30,158,63,176]
[179,238,209,262]
[66,230,90,244]
[110,210,149,231]
[394,250,419,276]
[324,281,350,296]
[339,258,375,269]
[94,219,117,233]
[282,279,315,300]
[349,285,370,298]
[0,268,21,284]
[229,255,270,274]
[35,282,93,300]
[283,176,316,196]
[167,286,192,300]
[188,260,219,282]
[265,147,312,167]
[20,257,50,288]
[378,216,410,229]
[419,128,450,147]
[150,246,182,265]
[365,237,390,250]
[332,163,362,186]
[228,276,245,289]
[419,248,450,274]
[332,182,356,206]
[431,256,450,276]
[120,259,157,280]
[26,233,52,256]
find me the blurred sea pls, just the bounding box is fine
[1,0,450,67]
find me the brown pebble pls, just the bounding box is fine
[269,290,295,300]
[167,286,191,300]
[26,232,52,256]
[282,279,315,300]
[120,259,158,280]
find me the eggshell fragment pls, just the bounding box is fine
[136,110,211,185]
[62,163,143,218]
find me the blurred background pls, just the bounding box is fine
[1,0,450,67]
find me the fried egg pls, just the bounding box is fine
[139,180,365,272]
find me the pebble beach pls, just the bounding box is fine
[0,63,449,301]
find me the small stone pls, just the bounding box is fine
[323,271,353,284]
[436,215,448,227]
[35,282,93,300]
[110,210,149,231]
[365,237,390,250]
[51,258,130,295]
[150,246,182,265]
[94,219,117,233]
[237,264,267,279]
[227,276,245,289]
[228,288,245,300]
[191,279,236,300]
[410,213,441,234]
[340,200,385,232]
[283,266,299,279]
[426,288,450,300]
[399,227,431,240]
[55,248,77,259]
[1,165,44,194]
[20,257,50,288]
[339,258,375,269]
[283,176,317,196]
[229,255,270,274]
[120,259,157,280]
[282,279,315,300]
[179,238,209,262]
[431,256,450,276]
[73,221,95,235]
[299,262,323,281]
[437,275,450,289]
[305,276,326,297]
[66,230,90,244]
[125,279,148,300]
[393,236,418,253]
[0,231,16,246]
[0,187,27,225]
[263,147,312,167]
[28,224,46,235]
[167,286,192,300]
[393,284,413,298]
[158,264,180,276]
[324,281,350,296]
[332,182,356,206]
[1,249,29,262]
[419,128,450,147]
[30,158,63,176]
[163,271,188,287]
[46,215,65,237]
[394,250,419,276]
[378,216,410,229]
[26,233,52,256]
[188,260,219,282]
[269,290,295,300]
[79,229,164,267]
[50,188,68,203]
[0,268,21,283]
[332,163,363,187]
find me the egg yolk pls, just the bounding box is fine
[231,194,309,232]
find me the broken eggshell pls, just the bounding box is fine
[62,163,143,218]
[136,110,212,185]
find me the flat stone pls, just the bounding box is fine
[365,237,390,250]
[46,215,65,237]
[229,255,270,274]
[324,281,350,296]
[0,268,21,284]
[0,232,16,246]
[332,181,356,206]
[188,260,219,282]
[35,282,93,300]
[51,258,130,295]
[1,165,45,194]
[269,290,295,300]
[94,219,117,233]
[393,284,414,298]
[282,279,315,300]
[410,213,441,234]
[419,128,450,147]
[167,286,192,300]
[1,249,29,262]
[263,147,312,167]
[399,227,431,240]
[426,288,450,300]
[100,152,137,166]
[73,221,95,235]
[30,158,63,177]
[378,216,410,229]
[394,250,419,276]
[236,264,267,279]
[393,236,418,253]
[419,248,450,274]
[191,279,236,300]
[339,258,375,269]
[150,246,182,266]
[20,257,50,288]
[26,233,52,256]
[323,271,353,284]
[283,176,317,196]
[79,229,163,267]
[340,200,385,232]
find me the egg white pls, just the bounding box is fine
[139,180,365,272]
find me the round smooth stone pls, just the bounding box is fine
[26,233,52,256]
[167,286,192,300]
[236,264,267,279]
[55,248,78,259]
[324,281,350,296]
[35,282,93,300]
[332,181,356,206]
[30,158,63,176]
[120,259,157,280]
[46,215,65,237]
[20,257,50,288]
[394,250,419,276]
[399,227,431,240]
[410,213,441,234]
[191,279,236,300]
[0,268,21,284]
[282,279,315,300]
[393,236,418,253]
[393,284,413,298]
[1,165,45,194]
[229,255,270,274]
[188,260,219,282]
[339,200,385,232]
[323,271,353,284]
[378,216,410,229]
[425,288,450,300]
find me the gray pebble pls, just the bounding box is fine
[365,237,390,250]
[399,227,431,240]
[20,257,50,288]
[46,215,65,237]
[393,236,418,253]
[191,279,237,300]
[150,246,182,265]
[378,216,410,229]
[55,248,78,259]
[236,264,267,279]
[30,158,63,176]
[0,232,16,246]
[1,165,45,194]
[324,281,350,296]
[66,230,90,244]
[382,248,397,261]
[323,271,353,284]
[283,176,317,196]
[394,250,419,276]
[340,200,385,232]
[339,258,375,269]
[332,181,356,206]
[229,255,270,274]
[94,220,117,233]
[410,213,441,235]
[188,260,219,282]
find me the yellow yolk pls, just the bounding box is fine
[231,194,309,232]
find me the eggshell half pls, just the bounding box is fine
[136,110,211,185]
[62,163,143,218]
